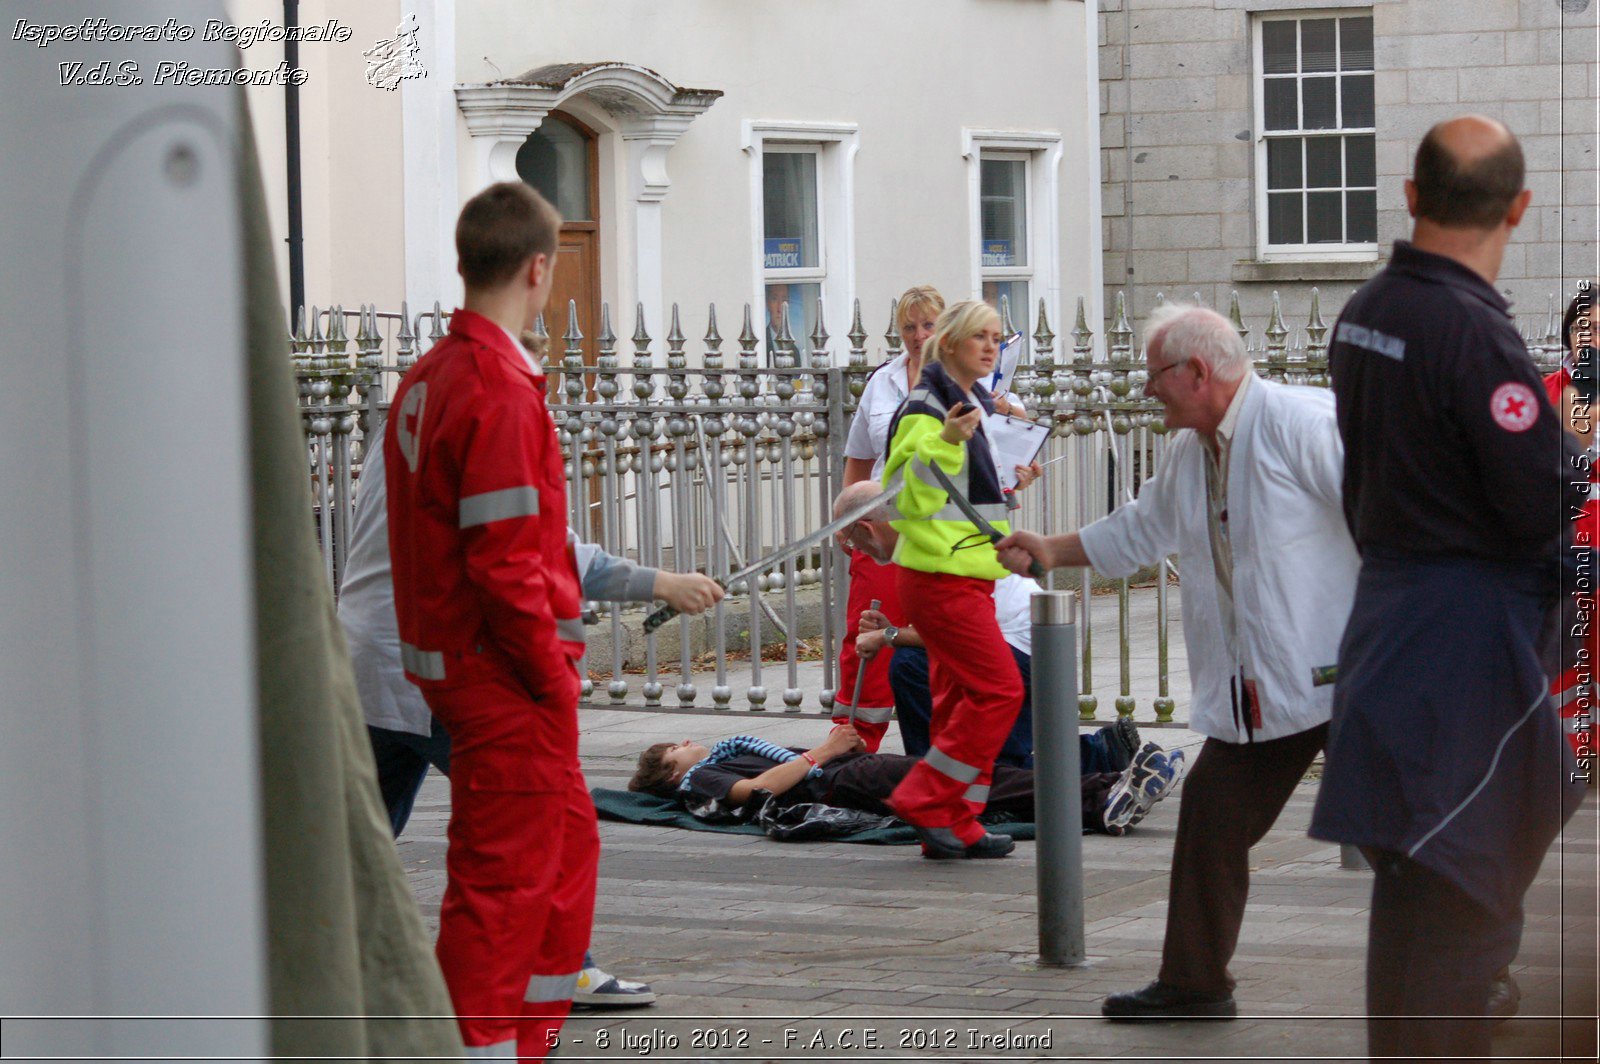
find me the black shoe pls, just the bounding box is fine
[1111,716,1142,770]
[914,825,1015,860]
[1487,968,1521,1023]
[1101,980,1237,1021]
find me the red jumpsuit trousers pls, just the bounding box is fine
[887,568,1025,846]
[832,548,905,750]
[426,671,599,1062]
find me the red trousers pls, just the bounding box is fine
[425,673,599,1062]
[887,568,1025,845]
[831,549,905,751]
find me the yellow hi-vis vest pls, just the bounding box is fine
[882,364,1012,580]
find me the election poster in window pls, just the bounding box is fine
[765,238,806,270]
[982,239,1015,268]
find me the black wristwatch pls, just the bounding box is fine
[882,624,900,648]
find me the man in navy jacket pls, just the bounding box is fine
[1312,115,1585,1061]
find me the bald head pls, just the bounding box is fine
[1411,115,1524,229]
[833,480,897,562]
[834,480,893,521]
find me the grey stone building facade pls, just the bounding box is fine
[1099,0,1597,342]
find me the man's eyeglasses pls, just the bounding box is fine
[1145,358,1191,387]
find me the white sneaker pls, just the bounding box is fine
[572,965,657,1009]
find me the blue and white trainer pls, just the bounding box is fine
[1102,743,1185,833]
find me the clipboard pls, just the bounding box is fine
[983,412,1050,490]
[989,332,1025,396]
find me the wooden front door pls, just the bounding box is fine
[549,226,599,365]
[517,111,601,368]
[515,111,603,539]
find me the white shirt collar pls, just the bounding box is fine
[884,351,912,398]
[494,321,543,376]
[1216,372,1253,446]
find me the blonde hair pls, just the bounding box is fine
[924,300,1001,371]
[895,285,946,330]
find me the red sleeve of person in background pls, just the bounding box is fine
[1544,366,1599,550]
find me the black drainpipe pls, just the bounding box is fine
[284,0,305,322]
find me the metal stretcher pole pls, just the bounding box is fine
[843,598,882,727]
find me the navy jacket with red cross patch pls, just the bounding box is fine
[1330,240,1586,564]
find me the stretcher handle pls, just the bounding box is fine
[988,530,1048,581]
[842,598,883,728]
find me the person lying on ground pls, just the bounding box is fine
[627,724,1182,837]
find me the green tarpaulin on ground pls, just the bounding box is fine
[239,96,461,1061]
[591,787,1038,844]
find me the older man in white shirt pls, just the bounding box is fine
[998,304,1359,1021]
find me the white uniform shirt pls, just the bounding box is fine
[843,352,913,480]
[1077,378,1358,743]
[992,573,1041,655]
[337,440,427,734]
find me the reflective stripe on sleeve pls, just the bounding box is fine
[556,616,587,644]
[462,1040,517,1058]
[459,486,540,528]
[930,500,1011,525]
[400,642,445,680]
[905,387,948,416]
[925,745,981,784]
[525,970,581,1003]
[964,783,991,804]
[909,454,950,488]
[845,703,896,724]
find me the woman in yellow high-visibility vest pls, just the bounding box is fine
[881,300,1024,859]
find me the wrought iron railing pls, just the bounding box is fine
[295,288,1570,722]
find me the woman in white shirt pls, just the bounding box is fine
[843,288,1033,485]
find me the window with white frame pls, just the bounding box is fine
[980,153,1032,343]
[761,145,824,358]
[743,121,859,365]
[962,131,1063,360]
[1254,11,1376,258]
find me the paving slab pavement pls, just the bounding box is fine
[399,702,1598,1063]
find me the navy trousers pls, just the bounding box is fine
[889,644,1125,773]
[368,717,453,836]
[1366,850,1521,1062]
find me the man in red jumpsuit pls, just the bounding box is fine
[386,181,592,1061]
[830,483,902,750]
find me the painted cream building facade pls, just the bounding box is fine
[237,0,1105,356]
